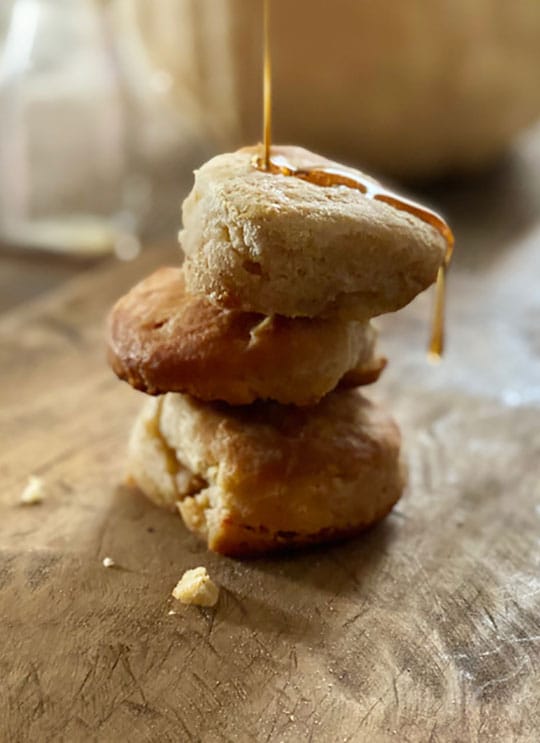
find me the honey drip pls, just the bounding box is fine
[257,0,452,356]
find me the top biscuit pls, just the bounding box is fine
[180,145,447,319]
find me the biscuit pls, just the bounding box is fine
[180,145,446,318]
[108,267,385,405]
[127,389,405,556]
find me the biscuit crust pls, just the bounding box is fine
[181,146,446,318]
[127,390,405,556]
[108,267,384,405]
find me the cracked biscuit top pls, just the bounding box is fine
[180,145,446,319]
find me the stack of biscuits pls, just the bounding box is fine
[108,146,446,556]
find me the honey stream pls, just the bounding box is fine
[262,0,272,170]
[257,0,453,356]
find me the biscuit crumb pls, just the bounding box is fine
[102,557,115,568]
[172,567,219,607]
[20,476,45,505]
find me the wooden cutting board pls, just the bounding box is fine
[1,153,540,741]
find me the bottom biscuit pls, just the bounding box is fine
[127,389,405,557]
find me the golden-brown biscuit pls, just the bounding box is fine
[108,267,385,405]
[180,146,446,319]
[127,389,405,557]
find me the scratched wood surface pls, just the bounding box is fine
[1,130,540,742]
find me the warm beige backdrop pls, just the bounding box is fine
[129,0,540,178]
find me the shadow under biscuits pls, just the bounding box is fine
[197,520,400,640]
[247,518,398,595]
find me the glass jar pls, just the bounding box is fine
[0,0,135,255]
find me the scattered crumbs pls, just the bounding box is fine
[289,715,295,722]
[172,567,219,607]
[102,557,115,568]
[168,609,176,616]
[20,475,45,505]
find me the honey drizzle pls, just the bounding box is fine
[257,0,453,357]
[262,0,272,170]
[254,152,454,357]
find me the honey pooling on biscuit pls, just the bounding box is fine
[252,151,454,358]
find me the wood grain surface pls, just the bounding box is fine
[1,131,540,742]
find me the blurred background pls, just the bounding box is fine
[1,0,540,308]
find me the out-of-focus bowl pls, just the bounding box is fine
[132,0,540,180]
